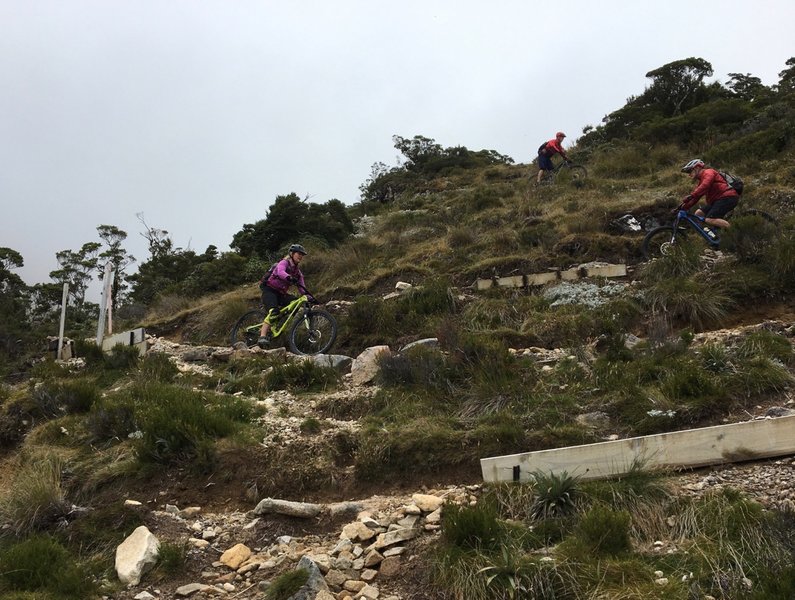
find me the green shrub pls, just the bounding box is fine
[530,471,580,520]
[266,361,340,393]
[643,276,733,330]
[85,398,136,445]
[154,541,187,576]
[104,344,141,370]
[377,347,453,390]
[727,355,794,398]
[396,277,457,317]
[735,330,793,364]
[129,383,249,467]
[442,501,504,551]
[0,535,96,598]
[0,455,69,535]
[29,379,100,418]
[575,505,632,556]
[72,338,105,367]
[264,568,309,600]
[138,352,180,382]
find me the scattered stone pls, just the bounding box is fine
[115,526,160,586]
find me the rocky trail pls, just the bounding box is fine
[101,313,795,600]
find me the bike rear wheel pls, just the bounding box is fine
[288,309,338,355]
[723,207,780,258]
[230,309,267,348]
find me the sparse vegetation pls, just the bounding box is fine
[1,55,794,599]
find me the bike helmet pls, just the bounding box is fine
[556,131,566,138]
[681,159,705,173]
[288,243,308,255]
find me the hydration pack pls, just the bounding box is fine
[537,142,548,155]
[719,171,744,195]
[258,262,279,291]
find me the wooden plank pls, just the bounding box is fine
[585,264,627,278]
[559,267,580,281]
[480,416,795,483]
[474,262,628,291]
[527,272,559,286]
[101,327,147,356]
[496,275,524,289]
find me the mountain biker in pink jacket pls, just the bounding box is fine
[258,243,308,347]
[536,132,570,184]
[679,159,739,230]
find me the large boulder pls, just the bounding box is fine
[115,526,160,586]
[351,345,391,385]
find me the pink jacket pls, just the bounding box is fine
[264,258,305,294]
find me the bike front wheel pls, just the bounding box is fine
[288,309,338,355]
[566,165,587,183]
[230,309,267,348]
[641,225,679,260]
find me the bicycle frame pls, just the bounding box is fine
[672,210,720,247]
[243,294,311,340]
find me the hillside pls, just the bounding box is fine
[2,149,795,599]
[3,56,795,598]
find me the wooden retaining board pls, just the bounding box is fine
[480,415,795,483]
[101,327,147,356]
[476,263,627,291]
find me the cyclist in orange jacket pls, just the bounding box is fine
[679,159,739,230]
[536,131,570,184]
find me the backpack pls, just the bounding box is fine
[537,142,548,155]
[719,171,744,195]
[258,262,279,291]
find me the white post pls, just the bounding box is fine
[96,263,114,345]
[106,277,114,334]
[57,283,69,360]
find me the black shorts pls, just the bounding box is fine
[703,195,739,219]
[261,286,295,316]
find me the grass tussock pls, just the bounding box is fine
[0,454,70,536]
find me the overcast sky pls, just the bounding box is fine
[2,0,794,295]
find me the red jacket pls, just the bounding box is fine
[540,138,568,159]
[682,168,738,209]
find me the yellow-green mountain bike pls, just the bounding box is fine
[230,292,337,355]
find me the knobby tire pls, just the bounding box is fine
[641,225,679,260]
[230,309,266,348]
[288,309,338,355]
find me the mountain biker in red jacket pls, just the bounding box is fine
[536,132,570,184]
[679,159,739,230]
[258,243,308,347]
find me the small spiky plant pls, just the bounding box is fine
[530,470,580,520]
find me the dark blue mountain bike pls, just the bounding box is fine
[641,207,776,260]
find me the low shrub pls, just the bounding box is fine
[574,505,632,556]
[530,471,580,520]
[29,379,100,418]
[0,535,96,599]
[266,361,340,393]
[138,352,180,382]
[442,501,504,551]
[0,455,69,536]
[128,383,251,468]
[264,568,309,600]
[85,398,136,445]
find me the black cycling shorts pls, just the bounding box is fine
[704,195,739,219]
[261,286,295,316]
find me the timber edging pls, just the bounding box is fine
[480,415,795,483]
